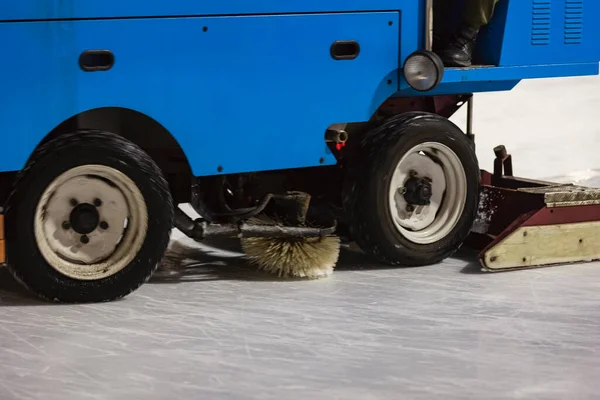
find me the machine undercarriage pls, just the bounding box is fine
[174,102,600,274]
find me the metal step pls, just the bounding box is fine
[518,184,600,207]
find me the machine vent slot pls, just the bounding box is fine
[564,0,583,44]
[531,0,551,46]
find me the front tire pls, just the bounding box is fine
[343,112,480,266]
[5,131,173,303]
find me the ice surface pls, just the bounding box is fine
[0,76,600,400]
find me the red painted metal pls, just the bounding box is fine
[375,94,471,119]
[481,170,492,186]
[469,164,600,271]
[523,204,600,227]
[493,145,513,177]
[475,184,545,236]
[432,94,472,118]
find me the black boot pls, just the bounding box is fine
[439,25,480,67]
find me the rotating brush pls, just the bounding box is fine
[241,215,340,279]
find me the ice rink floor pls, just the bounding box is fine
[1,76,600,400]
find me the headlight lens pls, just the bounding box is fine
[403,50,444,92]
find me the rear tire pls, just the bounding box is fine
[343,112,480,266]
[5,130,173,303]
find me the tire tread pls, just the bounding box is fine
[5,130,173,303]
[343,112,480,266]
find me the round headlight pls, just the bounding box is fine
[403,50,444,92]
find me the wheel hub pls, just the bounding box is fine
[388,142,467,244]
[403,176,432,205]
[69,203,100,234]
[34,165,149,278]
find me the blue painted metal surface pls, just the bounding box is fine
[479,0,600,66]
[400,0,600,93]
[0,12,402,176]
[0,0,599,176]
[399,62,599,96]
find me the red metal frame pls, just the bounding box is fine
[375,94,472,119]
[465,147,600,272]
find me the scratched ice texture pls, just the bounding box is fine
[0,76,599,400]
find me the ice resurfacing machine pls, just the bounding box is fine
[0,0,599,302]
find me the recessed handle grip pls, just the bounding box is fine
[79,50,115,72]
[330,40,360,60]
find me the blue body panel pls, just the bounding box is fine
[0,13,402,175]
[400,0,600,93]
[0,0,599,176]
[479,0,600,66]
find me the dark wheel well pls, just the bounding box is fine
[41,107,192,204]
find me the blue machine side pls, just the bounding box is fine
[499,0,600,66]
[0,12,401,176]
[478,0,600,66]
[0,0,416,21]
[400,0,600,95]
[399,62,598,96]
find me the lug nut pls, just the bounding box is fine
[99,221,109,230]
[409,170,418,177]
[62,221,70,230]
[398,187,407,195]
[70,198,78,206]
[406,205,415,212]
[80,235,89,244]
[94,198,103,207]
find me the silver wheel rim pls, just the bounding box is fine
[388,142,467,245]
[34,165,148,280]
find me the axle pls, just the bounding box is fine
[174,208,336,240]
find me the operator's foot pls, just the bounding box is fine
[438,25,480,68]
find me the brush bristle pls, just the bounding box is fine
[240,217,340,279]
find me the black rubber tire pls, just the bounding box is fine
[5,130,174,303]
[342,112,480,266]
